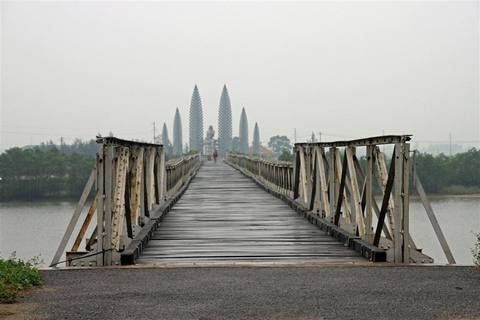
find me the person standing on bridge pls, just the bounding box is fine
[213,149,218,163]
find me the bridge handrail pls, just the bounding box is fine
[226,135,455,264]
[226,153,294,197]
[165,153,201,197]
[50,137,202,267]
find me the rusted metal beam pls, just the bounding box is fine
[50,169,95,267]
[334,149,348,226]
[413,166,456,264]
[373,147,396,247]
[71,195,98,252]
[295,135,411,148]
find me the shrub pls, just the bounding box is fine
[0,253,43,303]
[473,233,480,266]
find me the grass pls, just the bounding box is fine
[0,253,43,304]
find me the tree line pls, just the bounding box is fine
[0,146,94,201]
[0,138,189,201]
[275,147,480,195]
[414,148,480,194]
[0,138,478,201]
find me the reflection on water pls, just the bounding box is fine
[0,201,94,267]
[409,197,479,265]
[0,198,478,266]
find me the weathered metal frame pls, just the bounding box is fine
[50,137,202,267]
[226,135,455,264]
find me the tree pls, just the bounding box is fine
[67,152,95,196]
[278,149,293,162]
[268,135,292,154]
[232,137,240,152]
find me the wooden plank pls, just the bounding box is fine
[137,161,367,265]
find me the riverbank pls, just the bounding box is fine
[2,193,479,204]
[5,265,480,319]
[410,193,480,199]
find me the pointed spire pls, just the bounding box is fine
[162,123,170,154]
[173,108,183,155]
[239,108,249,154]
[253,122,260,155]
[189,85,204,152]
[218,85,233,155]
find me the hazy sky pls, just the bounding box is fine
[1,1,478,151]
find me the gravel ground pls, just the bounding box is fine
[11,265,480,320]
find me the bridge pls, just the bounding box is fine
[50,135,455,267]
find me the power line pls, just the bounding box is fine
[2,124,151,130]
[2,131,152,137]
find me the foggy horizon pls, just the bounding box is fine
[1,1,479,152]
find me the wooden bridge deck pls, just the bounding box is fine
[137,161,366,265]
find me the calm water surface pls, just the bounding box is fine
[0,198,479,266]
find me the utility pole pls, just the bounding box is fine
[294,128,297,143]
[449,133,452,156]
[153,122,156,144]
[382,130,385,153]
[319,132,322,142]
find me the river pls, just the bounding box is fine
[0,197,479,266]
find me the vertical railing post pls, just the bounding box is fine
[329,147,336,218]
[96,144,105,266]
[365,145,374,243]
[103,146,115,266]
[158,147,166,203]
[402,142,410,263]
[393,142,403,262]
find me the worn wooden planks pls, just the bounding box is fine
[137,161,366,265]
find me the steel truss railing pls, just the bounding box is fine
[50,137,201,267]
[226,135,455,264]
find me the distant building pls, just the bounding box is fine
[189,85,204,152]
[204,125,216,157]
[248,145,275,156]
[252,123,260,155]
[173,108,183,155]
[217,85,233,155]
[239,108,249,154]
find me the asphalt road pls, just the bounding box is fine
[11,265,480,320]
